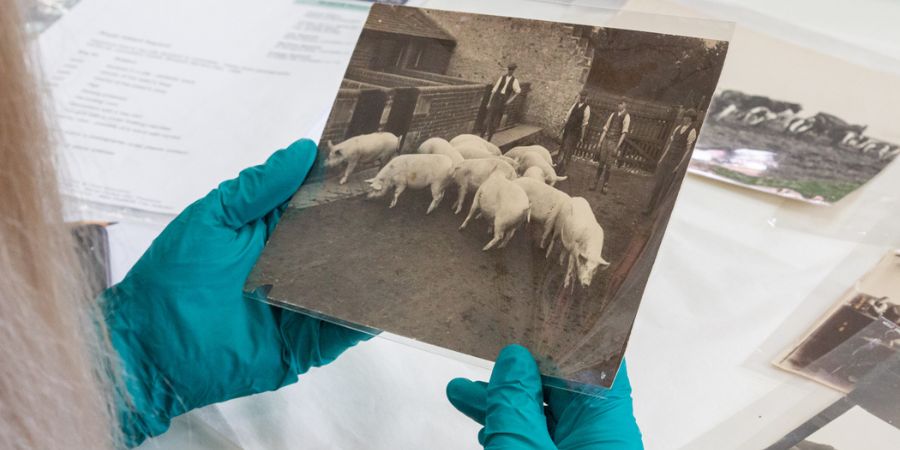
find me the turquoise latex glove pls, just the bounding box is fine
[103,139,369,447]
[447,345,643,449]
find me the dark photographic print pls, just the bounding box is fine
[248,4,728,389]
[776,251,900,393]
[768,354,900,450]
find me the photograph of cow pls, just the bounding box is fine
[691,89,898,204]
[248,4,728,389]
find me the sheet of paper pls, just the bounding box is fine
[40,0,371,214]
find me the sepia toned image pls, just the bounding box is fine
[776,251,900,393]
[248,4,728,389]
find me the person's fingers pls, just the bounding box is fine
[446,378,488,425]
[547,360,642,449]
[277,309,373,375]
[482,344,556,448]
[211,139,317,230]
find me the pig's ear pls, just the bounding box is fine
[364,177,376,184]
[555,175,568,182]
[599,256,610,267]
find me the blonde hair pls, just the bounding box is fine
[0,1,118,448]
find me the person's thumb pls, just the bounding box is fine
[482,345,556,449]
[210,139,317,230]
[447,378,488,425]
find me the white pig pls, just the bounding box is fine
[556,197,610,288]
[505,145,554,167]
[417,137,464,165]
[450,158,518,214]
[512,178,572,248]
[325,132,399,185]
[515,151,567,186]
[460,172,531,251]
[450,134,502,156]
[454,142,496,160]
[365,154,453,214]
[522,166,546,182]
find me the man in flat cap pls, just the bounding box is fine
[482,63,521,142]
[590,100,631,193]
[645,109,698,214]
[557,89,592,175]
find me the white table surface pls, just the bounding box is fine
[74,1,899,448]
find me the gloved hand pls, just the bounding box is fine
[103,139,369,447]
[447,345,643,450]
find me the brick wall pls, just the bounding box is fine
[424,10,594,136]
[349,33,380,70]
[403,84,487,152]
[345,67,441,88]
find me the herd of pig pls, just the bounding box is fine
[323,132,610,287]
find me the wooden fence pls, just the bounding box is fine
[572,94,681,174]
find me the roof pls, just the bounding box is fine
[364,5,456,43]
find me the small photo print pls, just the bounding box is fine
[249,4,728,389]
[776,251,900,392]
[690,90,898,205]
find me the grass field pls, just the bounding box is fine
[697,121,893,203]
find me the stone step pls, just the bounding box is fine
[489,124,543,151]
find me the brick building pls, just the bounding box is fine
[321,5,689,175]
[425,10,596,137]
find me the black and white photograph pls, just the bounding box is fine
[689,89,899,205]
[248,4,728,388]
[776,251,900,393]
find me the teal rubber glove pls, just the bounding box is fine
[103,139,369,447]
[447,345,643,449]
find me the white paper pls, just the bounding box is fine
[40,0,371,214]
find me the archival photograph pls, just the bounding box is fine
[776,251,900,392]
[248,4,728,388]
[689,89,899,205]
[683,20,900,206]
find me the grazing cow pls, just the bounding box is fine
[787,112,867,145]
[365,154,453,214]
[710,90,801,124]
[325,132,400,184]
[459,172,531,251]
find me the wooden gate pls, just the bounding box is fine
[573,94,679,175]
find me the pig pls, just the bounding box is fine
[554,197,610,288]
[512,178,571,248]
[515,151,567,186]
[493,155,520,171]
[450,134,502,156]
[365,154,453,214]
[453,142,496,160]
[417,137,464,166]
[324,132,399,185]
[450,158,518,214]
[504,145,554,167]
[522,166,546,182]
[459,172,531,251]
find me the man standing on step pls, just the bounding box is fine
[644,110,697,214]
[590,100,631,193]
[482,63,521,142]
[557,89,591,176]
